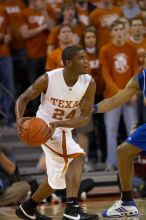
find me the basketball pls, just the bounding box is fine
[20,117,50,146]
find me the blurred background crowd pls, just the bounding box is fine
[1,0,146,177]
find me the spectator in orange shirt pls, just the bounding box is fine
[129,18,146,71]
[75,0,95,27]
[99,20,138,171]
[89,0,103,8]
[20,0,55,112]
[113,0,125,6]
[20,0,55,79]
[0,5,15,127]
[128,18,146,123]
[90,0,125,7]
[45,24,73,71]
[138,0,146,33]
[45,0,62,21]
[47,2,84,53]
[79,26,106,166]
[89,0,122,48]
[3,0,26,52]
[3,0,28,96]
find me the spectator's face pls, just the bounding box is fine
[63,6,75,21]
[125,0,136,6]
[140,0,146,8]
[30,0,45,10]
[119,17,130,32]
[58,26,73,44]
[103,0,112,5]
[84,32,96,48]
[111,24,126,41]
[130,20,144,36]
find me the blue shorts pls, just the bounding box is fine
[126,123,146,151]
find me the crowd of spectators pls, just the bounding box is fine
[1,0,146,177]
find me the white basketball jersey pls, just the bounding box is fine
[36,68,91,130]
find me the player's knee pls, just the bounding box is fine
[76,155,86,163]
[71,155,85,168]
[117,143,129,158]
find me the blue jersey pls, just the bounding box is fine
[126,69,146,150]
[137,69,146,97]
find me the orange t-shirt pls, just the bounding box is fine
[99,42,138,98]
[45,3,58,22]
[113,0,125,6]
[89,6,122,48]
[47,22,84,48]
[86,51,105,96]
[0,7,10,57]
[45,47,63,71]
[21,7,50,59]
[89,0,125,6]
[46,0,62,15]
[128,37,146,71]
[76,6,89,26]
[4,0,26,51]
[89,0,103,8]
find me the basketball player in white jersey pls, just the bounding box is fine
[15,46,98,220]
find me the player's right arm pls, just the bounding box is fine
[15,73,48,122]
[15,74,56,140]
[94,76,140,113]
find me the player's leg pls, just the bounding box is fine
[15,176,54,220]
[102,142,142,218]
[63,155,98,220]
[117,142,141,192]
[66,155,85,197]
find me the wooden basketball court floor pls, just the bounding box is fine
[0,198,145,220]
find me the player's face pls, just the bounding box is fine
[71,50,89,75]
[84,32,96,48]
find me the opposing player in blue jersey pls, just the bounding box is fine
[94,67,146,218]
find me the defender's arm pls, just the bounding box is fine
[95,76,139,113]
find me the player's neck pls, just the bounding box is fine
[63,69,79,87]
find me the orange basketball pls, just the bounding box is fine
[20,117,50,146]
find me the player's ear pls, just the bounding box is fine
[66,60,72,67]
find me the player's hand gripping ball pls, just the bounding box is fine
[18,117,52,146]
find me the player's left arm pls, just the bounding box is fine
[50,78,96,128]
